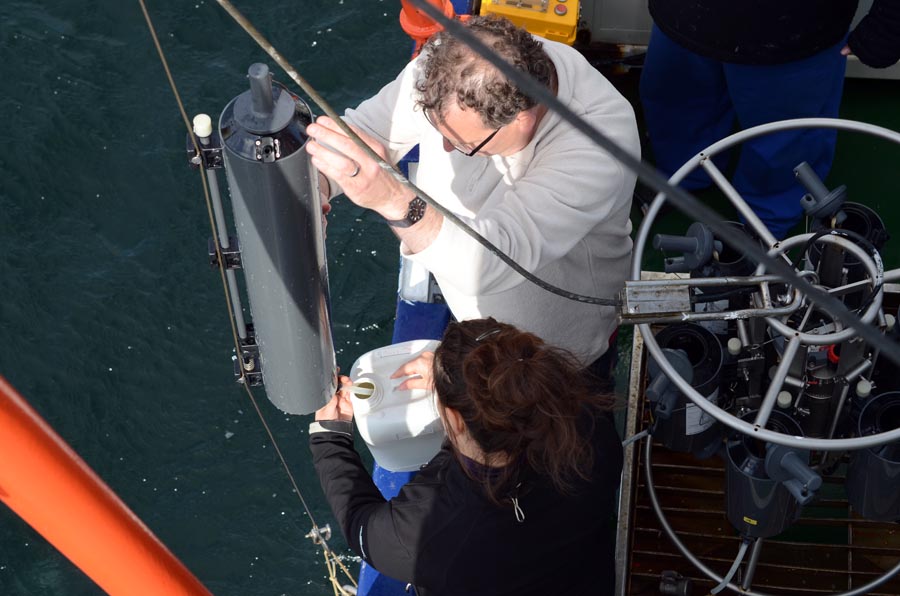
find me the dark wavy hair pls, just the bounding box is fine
[415,15,555,129]
[433,318,613,505]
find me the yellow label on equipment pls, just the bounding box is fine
[480,0,580,46]
[743,516,758,526]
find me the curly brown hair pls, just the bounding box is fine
[433,318,614,505]
[415,15,556,129]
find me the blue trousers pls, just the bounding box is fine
[640,25,847,239]
[356,299,451,596]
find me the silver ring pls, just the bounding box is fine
[348,162,360,178]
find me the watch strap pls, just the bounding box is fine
[386,197,427,228]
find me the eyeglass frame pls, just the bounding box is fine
[423,108,503,157]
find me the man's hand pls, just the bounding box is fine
[390,352,435,391]
[306,116,415,221]
[315,375,355,422]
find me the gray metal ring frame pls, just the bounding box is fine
[632,118,900,451]
[758,232,883,345]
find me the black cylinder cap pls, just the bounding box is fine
[232,63,296,135]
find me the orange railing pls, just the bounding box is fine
[0,375,211,596]
[400,0,461,56]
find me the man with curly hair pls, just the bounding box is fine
[307,15,639,375]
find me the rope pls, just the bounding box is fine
[137,2,353,591]
[213,0,619,307]
[324,548,358,595]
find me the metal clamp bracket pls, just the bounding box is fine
[208,236,242,270]
[254,136,281,162]
[619,275,804,325]
[232,324,263,387]
[186,131,224,170]
[305,524,332,545]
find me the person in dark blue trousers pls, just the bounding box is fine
[640,1,900,240]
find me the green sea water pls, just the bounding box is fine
[0,1,408,594]
[2,1,900,595]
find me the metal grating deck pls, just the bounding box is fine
[616,318,900,596]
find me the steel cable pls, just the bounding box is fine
[138,2,356,591]
[213,0,619,306]
[408,0,900,368]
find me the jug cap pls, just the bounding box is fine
[349,376,383,412]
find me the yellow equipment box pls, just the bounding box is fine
[480,0,580,46]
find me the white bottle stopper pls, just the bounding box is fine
[777,391,793,409]
[727,337,742,356]
[856,379,872,399]
[886,313,896,333]
[193,113,213,138]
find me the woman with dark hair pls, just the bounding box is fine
[309,318,623,595]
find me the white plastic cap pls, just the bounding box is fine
[348,377,381,412]
[856,379,872,399]
[193,113,213,138]
[777,391,793,409]
[886,313,896,333]
[727,337,742,356]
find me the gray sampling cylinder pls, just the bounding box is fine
[725,411,806,538]
[219,63,336,414]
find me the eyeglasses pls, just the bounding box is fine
[424,109,502,157]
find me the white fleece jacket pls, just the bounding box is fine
[345,38,639,365]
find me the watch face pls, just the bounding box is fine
[387,197,427,228]
[408,197,427,223]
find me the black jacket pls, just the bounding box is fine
[649,0,900,68]
[310,413,624,596]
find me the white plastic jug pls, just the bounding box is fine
[349,339,444,472]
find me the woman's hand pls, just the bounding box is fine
[391,352,435,391]
[315,375,355,422]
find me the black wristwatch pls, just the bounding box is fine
[386,197,427,228]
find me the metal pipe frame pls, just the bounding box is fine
[754,334,802,428]
[620,275,806,325]
[205,167,248,339]
[631,117,900,451]
[760,233,883,345]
